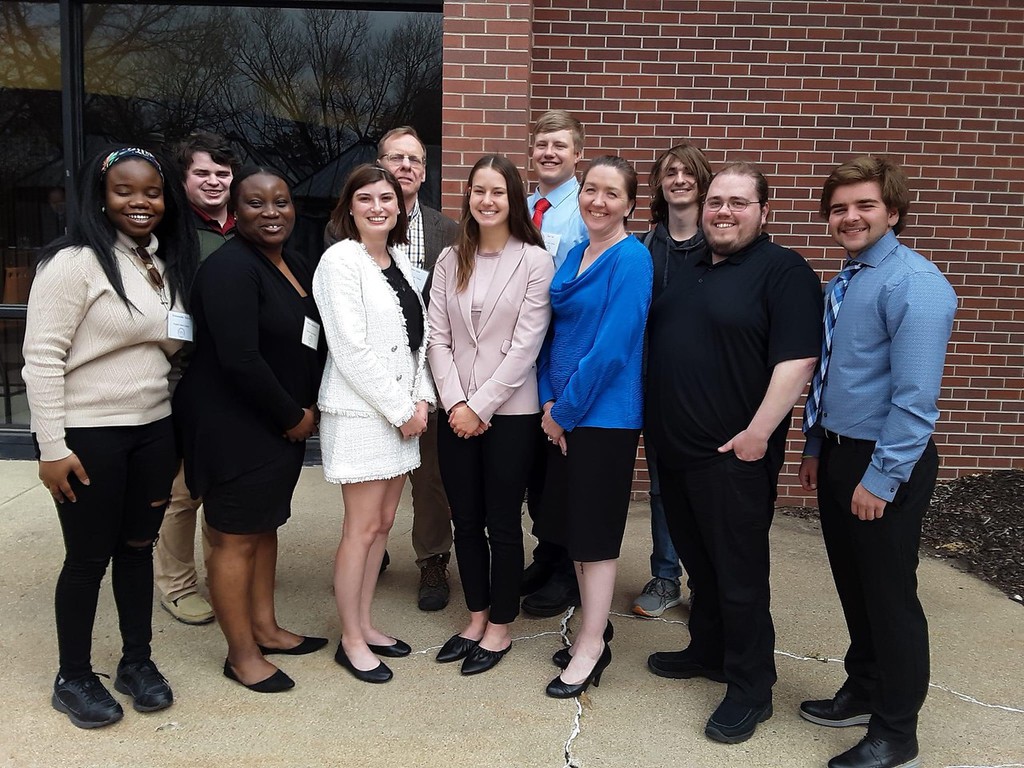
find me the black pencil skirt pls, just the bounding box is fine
[535,426,640,562]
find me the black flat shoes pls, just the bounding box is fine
[460,643,511,675]
[436,634,480,663]
[257,636,329,656]
[223,660,295,693]
[334,642,393,684]
[367,638,412,658]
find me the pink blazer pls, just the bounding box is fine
[427,237,554,423]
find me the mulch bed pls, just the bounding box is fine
[780,469,1024,604]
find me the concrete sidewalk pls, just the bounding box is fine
[0,460,1021,768]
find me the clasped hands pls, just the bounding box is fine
[284,406,319,442]
[447,402,489,439]
[400,400,430,439]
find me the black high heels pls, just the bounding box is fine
[334,642,393,684]
[552,620,614,669]
[222,660,295,693]
[545,643,612,698]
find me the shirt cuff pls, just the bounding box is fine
[37,438,72,463]
[802,437,823,459]
[860,464,899,503]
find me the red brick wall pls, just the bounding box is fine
[442,0,1024,505]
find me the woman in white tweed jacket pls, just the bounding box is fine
[313,164,434,684]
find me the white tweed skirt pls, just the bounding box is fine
[319,412,420,484]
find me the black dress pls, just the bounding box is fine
[174,237,325,534]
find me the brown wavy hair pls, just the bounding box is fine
[819,155,911,235]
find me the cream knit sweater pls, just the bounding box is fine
[22,232,184,461]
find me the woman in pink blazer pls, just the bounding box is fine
[427,155,553,675]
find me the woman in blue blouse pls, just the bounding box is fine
[536,155,653,698]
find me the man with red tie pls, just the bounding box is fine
[522,110,589,617]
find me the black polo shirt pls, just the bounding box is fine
[645,233,823,474]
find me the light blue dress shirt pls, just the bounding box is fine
[528,176,588,272]
[803,229,957,501]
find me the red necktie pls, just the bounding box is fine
[532,197,551,228]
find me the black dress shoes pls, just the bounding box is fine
[436,634,479,663]
[646,649,727,682]
[257,636,329,656]
[828,736,920,768]
[704,698,773,744]
[460,643,511,675]
[552,620,615,668]
[334,642,393,684]
[800,687,872,727]
[545,643,611,698]
[367,638,412,658]
[223,660,295,693]
[520,560,554,595]
[522,571,581,617]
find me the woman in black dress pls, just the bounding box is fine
[175,167,326,693]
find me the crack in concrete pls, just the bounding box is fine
[775,648,1024,714]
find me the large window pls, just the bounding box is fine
[0,2,442,434]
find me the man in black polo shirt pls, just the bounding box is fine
[645,162,823,744]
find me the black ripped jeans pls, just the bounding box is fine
[53,417,177,679]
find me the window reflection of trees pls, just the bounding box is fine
[82,6,443,183]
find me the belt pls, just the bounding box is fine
[822,428,874,446]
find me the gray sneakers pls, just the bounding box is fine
[632,577,685,618]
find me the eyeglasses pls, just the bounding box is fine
[379,152,424,168]
[705,197,759,212]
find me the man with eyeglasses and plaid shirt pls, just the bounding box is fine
[644,162,823,745]
[325,126,458,612]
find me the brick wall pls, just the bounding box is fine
[442,0,1024,505]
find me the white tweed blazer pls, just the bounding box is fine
[313,238,435,427]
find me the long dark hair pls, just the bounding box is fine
[37,146,199,311]
[453,155,543,292]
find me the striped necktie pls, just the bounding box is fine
[803,259,865,432]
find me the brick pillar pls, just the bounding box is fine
[441,1,534,216]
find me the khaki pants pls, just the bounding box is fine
[410,410,453,567]
[153,463,211,601]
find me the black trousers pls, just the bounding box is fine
[524,425,573,577]
[54,418,178,679]
[437,414,535,625]
[659,454,777,707]
[818,437,937,743]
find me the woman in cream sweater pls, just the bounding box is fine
[313,164,433,684]
[23,147,197,728]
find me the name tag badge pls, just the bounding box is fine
[542,232,561,260]
[301,316,321,350]
[410,265,429,293]
[167,311,194,342]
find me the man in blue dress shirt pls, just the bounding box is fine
[521,110,590,617]
[798,157,957,768]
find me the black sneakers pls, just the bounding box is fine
[52,673,124,729]
[114,659,174,712]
